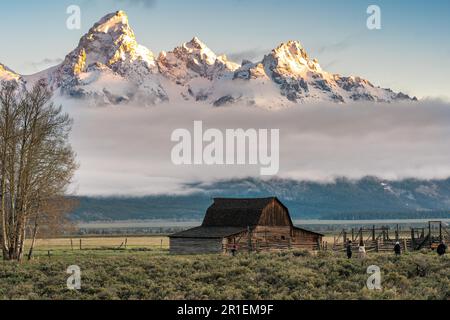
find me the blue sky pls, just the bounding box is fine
[1,0,449,99]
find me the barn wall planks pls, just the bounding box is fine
[170,198,323,254]
[258,199,291,226]
[170,238,223,254]
[292,228,320,244]
[223,226,321,252]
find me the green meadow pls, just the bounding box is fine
[1,247,448,300]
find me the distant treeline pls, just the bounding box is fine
[69,194,450,222]
[320,211,450,220]
[69,195,209,221]
[68,176,450,222]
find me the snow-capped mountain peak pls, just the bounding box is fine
[158,37,239,84]
[1,11,416,107]
[57,10,156,80]
[266,40,323,76]
[45,11,167,105]
[185,37,209,51]
[230,40,416,105]
[92,10,129,34]
[0,63,21,82]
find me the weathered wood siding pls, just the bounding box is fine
[292,228,321,249]
[170,238,223,254]
[258,199,291,226]
[224,226,321,251]
[170,198,322,253]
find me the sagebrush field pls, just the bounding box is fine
[1,243,449,300]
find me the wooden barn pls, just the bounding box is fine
[170,197,323,254]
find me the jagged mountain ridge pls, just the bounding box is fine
[42,11,168,105]
[0,10,416,107]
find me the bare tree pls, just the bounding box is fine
[27,196,78,260]
[0,80,77,261]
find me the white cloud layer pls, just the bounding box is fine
[61,99,450,196]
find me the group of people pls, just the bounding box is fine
[344,240,365,262]
[345,239,447,259]
[346,240,368,260]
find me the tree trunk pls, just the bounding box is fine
[27,220,38,261]
[18,217,27,261]
[0,174,9,259]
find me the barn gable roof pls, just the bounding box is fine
[202,197,288,228]
[169,197,323,239]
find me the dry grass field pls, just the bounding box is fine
[1,248,449,300]
[25,236,169,253]
[0,236,446,300]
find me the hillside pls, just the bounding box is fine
[70,177,450,221]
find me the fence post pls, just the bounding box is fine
[428,221,431,244]
[375,239,379,252]
[70,239,74,251]
[79,239,82,250]
[247,226,252,253]
[125,238,128,249]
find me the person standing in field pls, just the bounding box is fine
[358,240,366,264]
[437,241,447,256]
[394,241,402,256]
[346,240,353,259]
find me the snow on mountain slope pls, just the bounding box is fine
[230,40,415,105]
[45,10,167,105]
[158,37,239,83]
[157,37,240,102]
[3,11,416,107]
[175,40,416,108]
[0,63,22,83]
[0,63,27,93]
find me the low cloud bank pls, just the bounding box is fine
[61,98,450,196]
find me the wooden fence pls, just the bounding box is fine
[223,241,322,253]
[333,221,450,252]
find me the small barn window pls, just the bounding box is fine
[281,236,286,240]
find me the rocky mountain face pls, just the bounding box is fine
[45,11,168,105]
[235,41,413,104]
[1,11,416,107]
[157,37,240,103]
